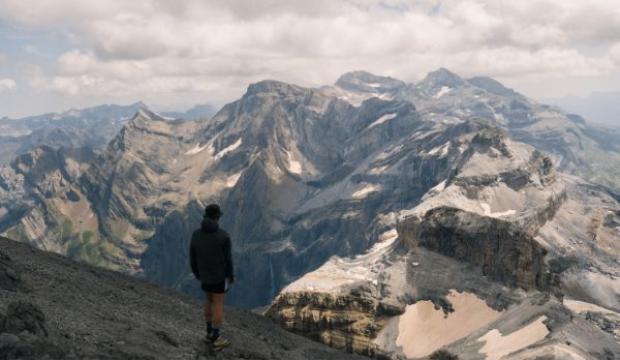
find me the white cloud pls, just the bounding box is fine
[0,0,619,103]
[611,43,620,65]
[0,78,16,92]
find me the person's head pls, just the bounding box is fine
[204,204,223,221]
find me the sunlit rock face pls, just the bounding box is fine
[1,70,619,359]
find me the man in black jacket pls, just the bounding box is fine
[190,204,234,348]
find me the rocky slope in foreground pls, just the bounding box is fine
[0,236,363,360]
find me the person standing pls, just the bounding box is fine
[190,204,234,348]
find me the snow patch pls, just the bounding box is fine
[481,202,517,218]
[492,209,517,217]
[369,165,389,175]
[376,144,403,160]
[481,203,491,215]
[281,228,399,293]
[563,299,618,315]
[225,172,242,187]
[428,142,450,156]
[478,316,549,360]
[378,229,398,243]
[431,180,447,193]
[368,113,397,129]
[214,138,242,160]
[342,211,360,219]
[352,184,381,199]
[154,111,175,120]
[433,86,452,98]
[376,93,393,101]
[185,143,208,155]
[284,149,302,174]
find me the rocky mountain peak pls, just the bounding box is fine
[131,108,169,122]
[245,80,308,98]
[417,67,466,93]
[11,145,57,170]
[467,76,518,97]
[335,71,406,93]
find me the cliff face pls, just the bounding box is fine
[398,207,550,291]
[266,292,402,357]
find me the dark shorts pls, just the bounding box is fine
[202,281,226,294]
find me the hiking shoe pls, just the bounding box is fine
[212,336,231,349]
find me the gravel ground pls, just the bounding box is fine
[0,237,363,360]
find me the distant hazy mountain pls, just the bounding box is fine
[0,102,217,165]
[548,91,620,127]
[0,102,147,165]
[160,103,218,121]
[1,70,619,359]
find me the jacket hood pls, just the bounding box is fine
[201,217,219,233]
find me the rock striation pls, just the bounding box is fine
[266,291,403,358]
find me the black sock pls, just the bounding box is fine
[212,328,220,339]
[207,321,213,334]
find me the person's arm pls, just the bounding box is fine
[224,235,234,283]
[190,235,199,279]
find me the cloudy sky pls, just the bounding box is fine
[1,0,619,119]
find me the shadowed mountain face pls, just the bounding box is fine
[0,236,364,360]
[1,68,619,328]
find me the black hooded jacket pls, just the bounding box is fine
[190,217,234,285]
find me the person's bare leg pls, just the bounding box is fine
[211,293,225,329]
[210,292,229,346]
[204,292,213,323]
[204,292,213,338]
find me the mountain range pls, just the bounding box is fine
[1,68,619,359]
[549,91,620,128]
[0,102,216,166]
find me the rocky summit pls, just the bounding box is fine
[0,69,619,359]
[0,236,363,360]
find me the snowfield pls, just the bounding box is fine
[433,86,452,98]
[352,184,381,199]
[185,143,208,155]
[285,149,303,174]
[214,138,242,159]
[368,113,397,129]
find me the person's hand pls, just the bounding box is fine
[227,276,235,284]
